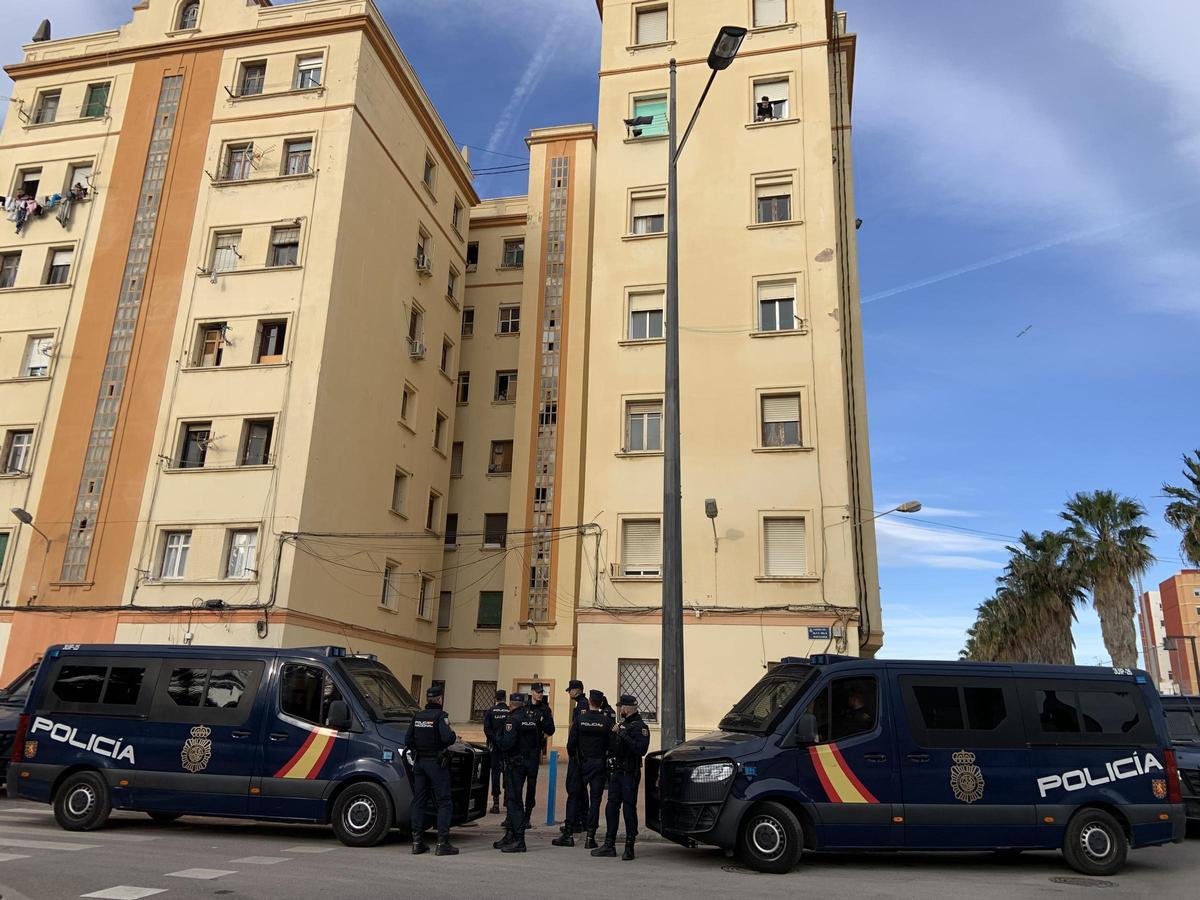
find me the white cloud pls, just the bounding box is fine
[877,611,976,660]
[875,517,1007,572]
[906,506,980,519]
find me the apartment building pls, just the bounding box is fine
[1138,590,1177,695]
[0,0,878,743]
[1156,571,1200,695]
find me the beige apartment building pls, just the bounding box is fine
[0,0,878,743]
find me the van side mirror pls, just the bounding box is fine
[326,700,352,731]
[793,713,819,745]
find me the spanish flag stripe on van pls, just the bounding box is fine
[275,726,339,779]
[810,743,877,804]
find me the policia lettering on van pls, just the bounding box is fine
[646,655,1185,876]
[9,645,488,845]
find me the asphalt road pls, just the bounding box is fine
[0,798,1193,900]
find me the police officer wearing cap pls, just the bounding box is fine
[591,693,650,860]
[558,679,589,837]
[522,683,555,829]
[495,692,540,852]
[482,688,509,814]
[555,689,610,848]
[403,684,459,856]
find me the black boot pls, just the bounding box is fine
[412,838,429,855]
[551,826,575,847]
[491,799,501,814]
[584,830,598,850]
[435,840,459,856]
[591,837,617,858]
[501,835,527,853]
[493,830,514,850]
[622,839,635,861]
[523,814,533,830]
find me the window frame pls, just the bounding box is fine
[477,591,503,629]
[294,54,324,91]
[630,92,669,139]
[3,429,34,475]
[176,421,212,469]
[618,658,660,723]
[450,441,464,477]
[80,83,112,119]
[482,514,508,550]
[753,172,796,225]
[619,516,662,578]
[497,304,521,335]
[22,334,54,378]
[238,60,267,97]
[456,372,470,405]
[425,491,442,533]
[282,138,313,177]
[756,386,807,449]
[501,238,525,269]
[400,382,417,427]
[0,252,20,289]
[222,142,256,182]
[433,410,448,452]
[211,230,242,273]
[159,530,192,580]
[629,188,667,236]
[194,321,226,368]
[759,511,812,579]
[417,573,435,620]
[443,513,459,547]
[623,397,663,454]
[438,590,453,630]
[224,528,259,580]
[380,561,400,610]
[631,2,671,48]
[422,154,438,192]
[177,1,201,31]
[494,370,517,403]
[268,225,301,268]
[391,468,409,517]
[255,319,287,364]
[488,440,514,475]
[239,418,274,467]
[751,0,790,29]
[33,89,62,125]
[461,306,475,337]
[751,73,794,122]
[452,198,465,233]
[45,247,75,286]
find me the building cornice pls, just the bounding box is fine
[467,214,529,229]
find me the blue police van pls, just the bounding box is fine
[8,644,488,845]
[646,655,1185,875]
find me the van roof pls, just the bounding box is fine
[40,644,360,661]
[774,655,1153,682]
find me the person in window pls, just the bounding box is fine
[839,685,873,732]
[756,95,775,121]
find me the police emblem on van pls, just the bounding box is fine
[1152,779,1167,800]
[181,725,213,774]
[950,749,985,803]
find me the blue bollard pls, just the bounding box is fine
[546,749,558,826]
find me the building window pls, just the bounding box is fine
[434,411,448,451]
[461,307,475,337]
[539,402,557,426]
[634,4,668,45]
[400,384,416,424]
[755,177,792,223]
[757,281,797,332]
[466,242,479,271]
[625,400,662,453]
[489,440,513,475]
[239,61,266,97]
[23,336,53,377]
[502,238,524,268]
[0,531,8,568]
[627,290,664,340]
[240,419,273,466]
[438,590,453,629]
[631,95,667,137]
[269,226,300,267]
[498,305,520,334]
[630,192,665,234]
[763,516,808,576]
[225,529,258,579]
[452,200,464,233]
[33,90,61,125]
[407,305,424,352]
[177,422,211,468]
[444,513,459,547]
[178,2,200,30]
[283,139,312,176]
[211,231,241,273]
[391,469,408,515]
[417,574,434,619]
[160,531,192,579]
[761,393,802,447]
[3,430,33,475]
[494,370,517,403]
[753,0,787,27]
[477,591,503,628]
[426,492,441,531]
[423,156,437,191]
[450,441,464,476]
[410,675,423,697]
[66,163,94,195]
[223,142,255,181]
[256,320,286,363]
[45,249,74,285]
[415,230,432,270]
[294,55,323,90]
[621,518,661,577]
[471,681,497,720]
[753,77,790,121]
[455,373,470,406]
[483,514,508,549]
[439,338,453,374]
[0,253,19,289]
[447,266,459,302]
[16,168,41,200]
[79,82,110,118]
[381,562,399,610]
[618,658,659,722]
[195,322,225,367]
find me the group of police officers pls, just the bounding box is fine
[404,679,651,859]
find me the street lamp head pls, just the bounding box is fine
[896,501,922,514]
[707,25,748,71]
[704,498,718,519]
[9,507,33,526]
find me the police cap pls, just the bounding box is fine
[566,679,584,692]
[426,684,444,700]
[588,689,605,704]
[509,692,528,704]
[530,683,545,694]
[618,694,638,707]
[495,688,507,701]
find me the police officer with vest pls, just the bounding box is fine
[554,689,610,848]
[482,688,509,814]
[591,693,651,861]
[560,679,590,836]
[522,683,555,829]
[403,684,459,856]
[494,692,541,852]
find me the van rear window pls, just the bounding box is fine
[1037,689,1141,735]
[1166,709,1200,743]
[52,664,146,707]
[900,676,1022,748]
[167,667,253,710]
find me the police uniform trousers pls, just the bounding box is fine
[581,758,608,832]
[488,742,504,802]
[523,755,540,818]
[502,755,533,838]
[604,766,641,841]
[563,756,584,828]
[410,754,452,839]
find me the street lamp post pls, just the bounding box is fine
[1164,635,1200,695]
[657,26,746,752]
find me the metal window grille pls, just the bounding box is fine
[471,681,497,721]
[618,659,659,722]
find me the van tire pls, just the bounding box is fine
[147,812,182,824]
[737,801,803,874]
[53,771,111,832]
[1062,808,1127,877]
[331,782,393,847]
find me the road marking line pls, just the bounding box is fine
[0,825,159,843]
[0,808,56,816]
[230,856,290,864]
[0,837,101,851]
[165,868,236,880]
[81,888,167,899]
[281,845,336,853]
[0,852,31,862]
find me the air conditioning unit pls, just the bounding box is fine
[465,263,478,273]
[415,253,432,275]
[408,338,426,359]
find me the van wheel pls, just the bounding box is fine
[1062,808,1128,877]
[53,771,111,832]
[147,812,182,824]
[737,801,803,874]
[331,782,393,847]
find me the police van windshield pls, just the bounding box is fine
[718,669,814,734]
[339,659,420,722]
[1165,708,1200,744]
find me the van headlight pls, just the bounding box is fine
[690,762,735,783]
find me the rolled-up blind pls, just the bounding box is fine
[764,518,807,576]
[761,394,800,423]
[622,520,661,573]
[757,280,795,302]
[754,0,787,27]
[637,7,668,43]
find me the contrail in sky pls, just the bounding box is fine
[486,17,568,156]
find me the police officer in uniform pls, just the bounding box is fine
[560,679,589,836]
[522,683,555,829]
[494,692,541,853]
[591,693,651,861]
[482,688,509,813]
[403,684,459,856]
[555,689,610,848]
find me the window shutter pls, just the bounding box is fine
[757,79,789,102]
[755,0,787,27]
[761,394,800,423]
[631,196,662,220]
[637,7,668,44]
[622,520,661,571]
[272,227,300,246]
[633,97,668,135]
[764,518,807,576]
[629,290,664,311]
[51,249,74,268]
[755,180,790,201]
[757,280,795,302]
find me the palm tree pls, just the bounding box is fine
[1163,450,1200,566]
[1061,491,1155,669]
[1003,530,1085,665]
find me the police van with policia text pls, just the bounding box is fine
[645,655,1185,875]
[8,644,489,845]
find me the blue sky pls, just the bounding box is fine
[4,1,1195,664]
